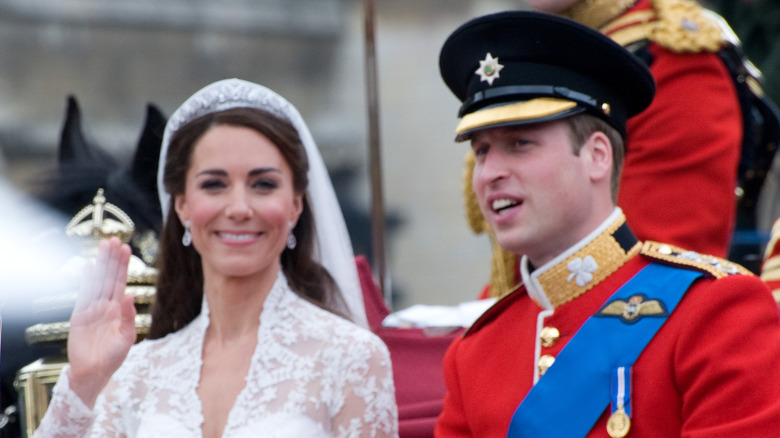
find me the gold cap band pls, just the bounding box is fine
[455,97,578,141]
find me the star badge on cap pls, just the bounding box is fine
[475,52,504,85]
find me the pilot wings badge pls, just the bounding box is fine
[596,294,668,324]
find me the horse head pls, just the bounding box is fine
[36,96,167,265]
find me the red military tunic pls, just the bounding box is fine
[436,212,780,437]
[609,0,742,258]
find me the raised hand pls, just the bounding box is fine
[66,237,137,409]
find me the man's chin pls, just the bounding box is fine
[493,234,528,257]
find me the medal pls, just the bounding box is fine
[608,366,632,437]
[607,408,631,437]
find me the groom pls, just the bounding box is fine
[435,10,780,437]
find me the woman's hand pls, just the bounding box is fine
[66,237,137,409]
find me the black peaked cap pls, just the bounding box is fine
[439,11,656,139]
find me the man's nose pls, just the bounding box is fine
[477,148,509,184]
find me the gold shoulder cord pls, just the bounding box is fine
[563,0,637,29]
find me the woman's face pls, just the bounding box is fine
[174,124,303,282]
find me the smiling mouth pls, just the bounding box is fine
[217,232,259,242]
[492,198,521,214]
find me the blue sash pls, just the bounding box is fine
[507,263,702,437]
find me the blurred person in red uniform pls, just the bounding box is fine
[435,11,780,437]
[468,0,748,298]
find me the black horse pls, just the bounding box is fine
[36,96,167,265]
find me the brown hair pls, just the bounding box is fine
[563,113,625,202]
[148,107,344,339]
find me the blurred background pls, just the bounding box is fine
[0,0,527,311]
[1,0,779,435]
[0,0,777,311]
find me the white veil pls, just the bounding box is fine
[157,78,368,328]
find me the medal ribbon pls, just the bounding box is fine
[612,366,631,417]
[606,366,632,437]
[506,263,702,438]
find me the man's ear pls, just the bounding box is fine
[585,131,613,183]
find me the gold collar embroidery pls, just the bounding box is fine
[524,212,641,309]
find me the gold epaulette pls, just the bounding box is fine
[601,0,725,54]
[641,241,754,279]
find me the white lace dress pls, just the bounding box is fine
[35,274,398,437]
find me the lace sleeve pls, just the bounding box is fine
[34,366,130,438]
[332,333,398,438]
[33,367,96,438]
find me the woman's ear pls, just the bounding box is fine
[173,194,189,225]
[290,193,304,226]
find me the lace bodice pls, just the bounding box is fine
[35,274,398,437]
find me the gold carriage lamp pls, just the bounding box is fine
[17,189,157,436]
[65,188,135,247]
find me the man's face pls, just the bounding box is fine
[526,0,582,14]
[470,120,600,266]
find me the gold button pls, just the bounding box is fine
[658,244,673,255]
[538,354,555,376]
[540,326,560,348]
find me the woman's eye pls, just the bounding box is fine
[254,179,279,190]
[200,179,225,190]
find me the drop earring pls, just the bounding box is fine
[286,221,297,250]
[182,220,192,247]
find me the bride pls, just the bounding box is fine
[35,79,398,437]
